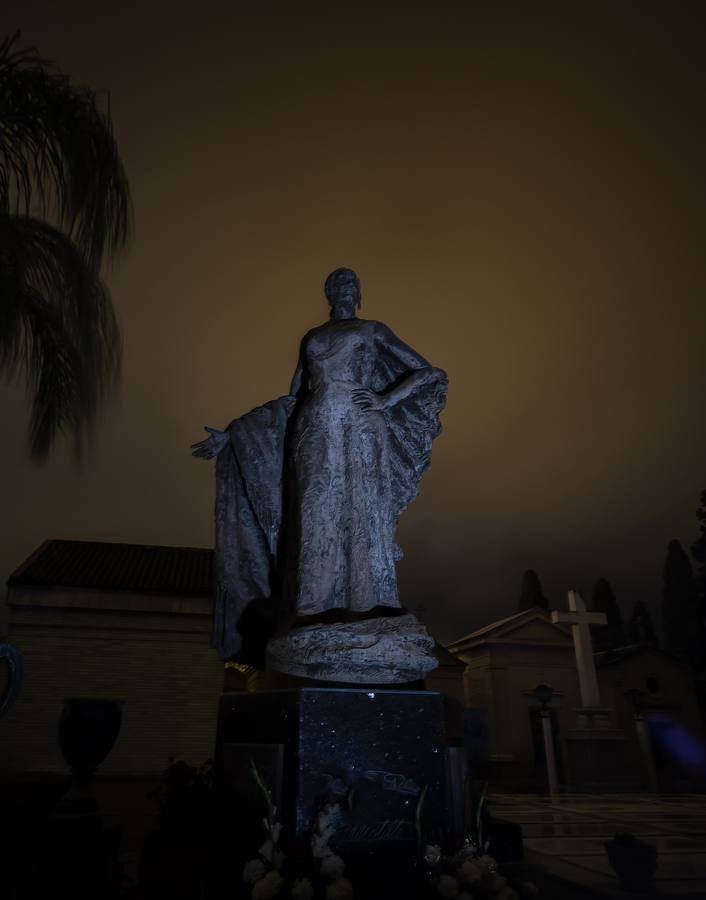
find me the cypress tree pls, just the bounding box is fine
[690,492,706,724]
[663,539,701,663]
[518,569,549,612]
[589,578,627,651]
[626,600,659,648]
[691,491,706,650]
[692,490,706,597]
[688,494,706,672]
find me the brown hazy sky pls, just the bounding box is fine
[2,1,705,642]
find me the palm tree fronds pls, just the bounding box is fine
[22,289,91,459]
[0,213,122,459]
[0,32,132,269]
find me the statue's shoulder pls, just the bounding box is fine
[368,319,394,339]
[301,322,328,342]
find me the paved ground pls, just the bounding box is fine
[490,792,706,897]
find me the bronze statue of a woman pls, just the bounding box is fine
[193,268,447,682]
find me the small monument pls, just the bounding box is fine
[552,589,608,719]
[193,269,450,869]
[552,591,629,788]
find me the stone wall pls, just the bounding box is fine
[599,652,705,740]
[0,586,223,776]
[598,651,706,790]
[479,642,580,788]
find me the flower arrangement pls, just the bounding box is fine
[147,757,215,833]
[418,784,539,900]
[243,763,353,900]
[422,838,538,900]
[241,763,539,900]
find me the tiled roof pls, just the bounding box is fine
[7,539,213,596]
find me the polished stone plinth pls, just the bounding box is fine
[215,688,446,864]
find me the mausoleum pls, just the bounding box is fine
[446,606,706,791]
[1,539,222,776]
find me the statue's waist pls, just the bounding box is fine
[309,378,366,394]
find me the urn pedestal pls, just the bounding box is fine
[20,699,124,900]
[215,688,447,877]
[605,834,658,893]
[56,698,124,814]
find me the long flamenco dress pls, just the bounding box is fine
[211,318,447,660]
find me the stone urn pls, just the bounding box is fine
[0,643,23,717]
[605,833,658,893]
[56,698,124,814]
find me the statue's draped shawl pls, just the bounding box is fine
[212,346,447,660]
[212,396,295,659]
[371,354,448,526]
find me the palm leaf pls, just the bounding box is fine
[0,212,121,459]
[0,31,132,268]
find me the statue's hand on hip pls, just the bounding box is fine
[351,388,387,412]
[191,426,229,459]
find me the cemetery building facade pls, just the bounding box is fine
[3,540,704,792]
[446,606,706,791]
[1,539,223,776]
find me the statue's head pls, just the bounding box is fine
[324,267,361,310]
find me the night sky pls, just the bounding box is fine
[2,1,705,642]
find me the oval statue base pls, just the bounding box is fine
[265,613,438,683]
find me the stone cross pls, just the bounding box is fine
[551,590,607,707]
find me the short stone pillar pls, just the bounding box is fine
[532,683,560,800]
[625,689,659,792]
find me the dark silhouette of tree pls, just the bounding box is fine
[0,32,131,459]
[518,569,549,612]
[626,600,659,648]
[662,538,703,665]
[691,490,706,614]
[689,493,706,727]
[589,578,627,651]
[687,494,706,674]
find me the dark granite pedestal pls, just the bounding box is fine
[215,688,446,872]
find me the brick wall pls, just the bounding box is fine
[0,587,224,776]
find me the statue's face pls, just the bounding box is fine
[329,278,360,309]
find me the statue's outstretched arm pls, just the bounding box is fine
[191,426,229,459]
[193,347,303,458]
